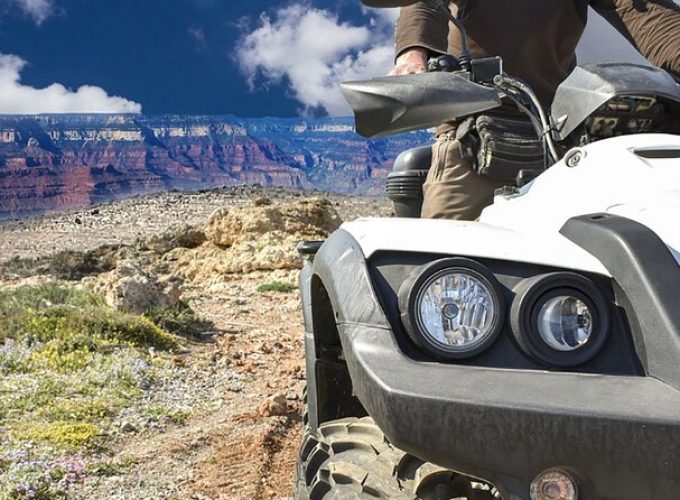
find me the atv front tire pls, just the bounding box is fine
[296,417,498,500]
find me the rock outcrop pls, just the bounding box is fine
[176,197,341,280]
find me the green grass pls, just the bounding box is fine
[143,406,190,426]
[256,281,297,293]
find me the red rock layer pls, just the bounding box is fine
[0,115,429,218]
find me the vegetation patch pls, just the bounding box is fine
[0,283,199,498]
[11,423,101,451]
[87,456,138,477]
[0,449,87,500]
[256,281,297,293]
[38,397,121,423]
[0,245,119,282]
[143,406,191,426]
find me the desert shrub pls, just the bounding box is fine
[38,398,121,423]
[11,423,101,450]
[48,247,117,281]
[256,281,297,293]
[0,284,179,356]
[0,245,118,283]
[0,255,50,281]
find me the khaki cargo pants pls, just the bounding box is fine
[421,135,507,220]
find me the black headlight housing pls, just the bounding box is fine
[510,273,611,367]
[398,257,506,361]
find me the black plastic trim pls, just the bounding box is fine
[301,230,387,429]
[560,213,680,390]
[340,322,680,500]
[369,251,642,375]
[297,240,325,256]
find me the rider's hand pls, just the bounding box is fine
[389,47,428,76]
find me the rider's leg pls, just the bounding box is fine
[421,136,506,220]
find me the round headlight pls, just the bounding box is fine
[537,296,593,351]
[510,273,609,367]
[399,258,505,360]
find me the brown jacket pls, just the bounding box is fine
[396,0,680,107]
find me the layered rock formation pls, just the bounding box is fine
[0,114,430,219]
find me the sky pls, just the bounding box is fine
[0,0,667,117]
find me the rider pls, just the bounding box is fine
[391,0,680,220]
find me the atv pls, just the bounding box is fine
[294,1,680,498]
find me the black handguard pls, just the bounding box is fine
[427,55,462,73]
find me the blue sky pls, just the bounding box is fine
[0,0,654,117]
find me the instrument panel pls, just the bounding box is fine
[585,95,678,140]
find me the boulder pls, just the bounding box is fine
[143,224,206,254]
[204,197,341,248]
[88,261,183,313]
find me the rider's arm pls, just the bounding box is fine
[591,0,680,80]
[392,1,449,75]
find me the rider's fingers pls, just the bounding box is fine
[389,64,427,76]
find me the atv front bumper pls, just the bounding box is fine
[340,321,680,500]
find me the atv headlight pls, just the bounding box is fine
[537,296,593,351]
[511,273,610,367]
[399,258,505,360]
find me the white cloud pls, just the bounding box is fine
[188,25,207,50]
[12,0,54,25]
[236,4,397,116]
[0,54,142,114]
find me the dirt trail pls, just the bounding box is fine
[82,273,306,499]
[180,276,306,499]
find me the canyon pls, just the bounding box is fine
[0,114,430,219]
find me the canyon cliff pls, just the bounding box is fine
[0,114,430,219]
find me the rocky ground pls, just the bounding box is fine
[0,186,389,262]
[0,187,392,499]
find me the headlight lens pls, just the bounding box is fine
[416,271,496,349]
[399,258,505,360]
[537,296,593,352]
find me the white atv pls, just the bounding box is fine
[295,1,680,499]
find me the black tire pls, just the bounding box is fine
[296,417,499,500]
